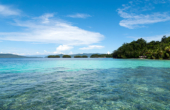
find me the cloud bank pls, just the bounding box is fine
[56,45,73,51]
[0,13,104,45]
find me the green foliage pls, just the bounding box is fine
[82,55,88,58]
[166,53,169,58]
[62,55,71,58]
[90,54,112,58]
[48,55,60,58]
[74,55,82,58]
[112,36,170,59]
[74,55,88,58]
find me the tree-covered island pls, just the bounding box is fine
[112,36,170,59]
[90,54,112,58]
[62,55,71,58]
[74,55,88,58]
[48,55,60,58]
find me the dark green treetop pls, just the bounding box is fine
[62,55,71,58]
[48,55,60,58]
[112,36,170,59]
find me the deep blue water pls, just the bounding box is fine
[0,58,170,110]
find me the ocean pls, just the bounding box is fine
[0,58,170,109]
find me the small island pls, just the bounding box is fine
[48,55,60,58]
[112,36,170,59]
[74,55,88,58]
[90,54,112,58]
[47,54,113,58]
[62,55,71,58]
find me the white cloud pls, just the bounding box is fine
[0,4,20,16]
[67,13,91,18]
[0,13,104,45]
[118,1,170,29]
[53,51,64,54]
[56,45,73,51]
[80,45,104,50]
[39,13,54,23]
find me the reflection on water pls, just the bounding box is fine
[0,66,170,110]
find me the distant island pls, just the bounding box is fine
[74,55,88,58]
[113,36,170,59]
[0,54,29,58]
[0,54,41,58]
[0,53,113,58]
[48,55,73,58]
[62,55,71,58]
[48,55,60,58]
[90,54,112,58]
[47,54,112,58]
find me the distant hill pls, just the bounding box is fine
[0,54,31,58]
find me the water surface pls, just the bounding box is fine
[0,58,170,109]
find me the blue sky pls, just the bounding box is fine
[0,0,170,55]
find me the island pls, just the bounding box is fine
[47,54,113,58]
[74,55,88,58]
[47,55,60,58]
[62,55,71,58]
[0,54,39,58]
[90,54,112,58]
[112,36,170,59]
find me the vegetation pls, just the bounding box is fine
[74,55,88,58]
[90,54,112,58]
[112,36,170,59]
[62,55,71,58]
[74,55,81,58]
[82,55,88,58]
[48,55,60,58]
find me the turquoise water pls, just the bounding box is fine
[0,58,170,109]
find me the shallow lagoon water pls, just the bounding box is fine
[0,58,170,110]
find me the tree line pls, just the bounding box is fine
[112,36,170,59]
[74,55,88,58]
[48,55,72,58]
[90,54,112,58]
[47,54,112,58]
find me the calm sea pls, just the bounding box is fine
[0,58,170,110]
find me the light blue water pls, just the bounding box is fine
[0,58,170,110]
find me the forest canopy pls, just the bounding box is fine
[62,55,71,58]
[112,36,170,59]
[47,55,60,58]
[74,55,88,58]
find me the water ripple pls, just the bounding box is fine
[0,66,170,109]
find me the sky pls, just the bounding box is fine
[0,0,170,55]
